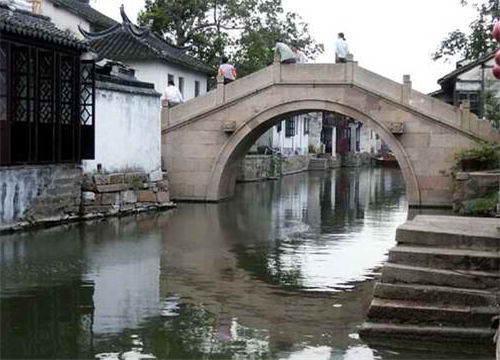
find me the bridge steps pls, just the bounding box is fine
[360,215,500,349]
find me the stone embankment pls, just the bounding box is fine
[0,168,174,233]
[80,172,173,217]
[361,215,500,351]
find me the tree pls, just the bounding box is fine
[138,0,323,76]
[433,0,500,61]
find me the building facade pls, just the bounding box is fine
[0,1,95,227]
[430,52,498,121]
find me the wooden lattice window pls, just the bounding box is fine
[285,118,295,137]
[0,38,94,166]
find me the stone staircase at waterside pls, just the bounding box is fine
[308,158,328,171]
[360,215,500,351]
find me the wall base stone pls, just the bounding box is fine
[0,168,175,234]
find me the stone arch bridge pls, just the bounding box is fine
[161,61,499,207]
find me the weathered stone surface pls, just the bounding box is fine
[156,191,170,203]
[0,164,82,227]
[82,191,96,204]
[96,184,128,193]
[109,173,125,184]
[362,215,500,346]
[94,174,110,185]
[82,205,114,214]
[125,172,148,185]
[101,193,120,205]
[149,169,163,182]
[138,190,156,203]
[120,190,137,204]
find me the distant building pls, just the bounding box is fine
[430,52,498,119]
[80,6,213,100]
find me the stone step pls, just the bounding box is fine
[359,322,496,346]
[388,245,500,272]
[381,263,500,290]
[373,282,500,307]
[396,216,500,251]
[366,298,499,327]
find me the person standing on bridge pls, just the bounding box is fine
[335,32,349,63]
[218,56,237,84]
[292,45,307,63]
[164,80,184,107]
[274,40,296,64]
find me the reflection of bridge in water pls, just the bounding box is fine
[162,61,499,207]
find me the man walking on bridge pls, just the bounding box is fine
[335,32,349,63]
[218,56,237,84]
[164,80,184,107]
[274,40,296,64]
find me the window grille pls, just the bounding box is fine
[285,118,295,137]
[0,39,94,165]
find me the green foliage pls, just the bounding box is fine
[455,141,500,170]
[458,191,499,216]
[433,0,500,61]
[138,0,323,76]
[483,84,500,129]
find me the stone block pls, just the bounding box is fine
[109,173,125,184]
[82,175,96,191]
[149,169,163,182]
[96,184,128,193]
[82,191,96,204]
[94,174,110,185]
[82,205,113,214]
[125,172,148,184]
[101,192,120,205]
[138,190,157,203]
[455,172,470,181]
[120,203,135,212]
[156,191,170,203]
[120,190,138,204]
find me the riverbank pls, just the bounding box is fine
[0,169,175,234]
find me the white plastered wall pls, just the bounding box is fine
[39,1,90,39]
[82,84,161,174]
[127,60,209,101]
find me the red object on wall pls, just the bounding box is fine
[493,64,500,79]
[493,20,500,42]
[495,49,500,66]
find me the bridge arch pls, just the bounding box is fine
[206,99,420,205]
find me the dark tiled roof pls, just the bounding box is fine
[80,6,213,75]
[47,0,117,31]
[438,51,496,85]
[0,4,87,50]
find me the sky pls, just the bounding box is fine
[91,0,477,93]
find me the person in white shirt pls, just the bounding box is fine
[218,56,237,84]
[335,32,349,63]
[274,41,296,64]
[164,80,184,107]
[292,46,307,63]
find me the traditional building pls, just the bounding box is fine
[430,51,497,119]
[0,1,95,226]
[80,6,213,100]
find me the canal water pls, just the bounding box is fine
[0,168,486,359]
